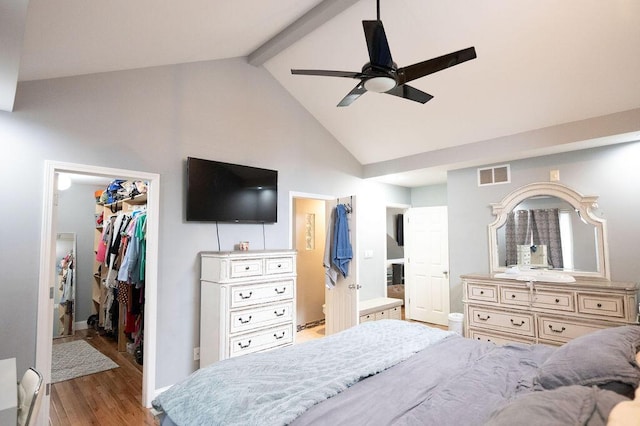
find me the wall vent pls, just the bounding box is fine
[478,164,510,186]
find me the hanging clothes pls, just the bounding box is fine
[332,203,353,278]
[323,207,338,289]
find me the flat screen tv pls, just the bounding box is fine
[186,157,278,223]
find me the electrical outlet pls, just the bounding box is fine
[550,169,560,182]
[193,347,200,361]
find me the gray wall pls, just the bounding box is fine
[57,183,104,325]
[447,141,640,312]
[0,57,410,388]
[411,183,447,207]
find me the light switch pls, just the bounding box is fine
[550,169,560,182]
[364,250,373,259]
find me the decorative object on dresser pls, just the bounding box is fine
[464,181,639,345]
[200,250,297,367]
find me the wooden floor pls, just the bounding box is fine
[50,329,158,426]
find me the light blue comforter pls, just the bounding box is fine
[152,320,454,426]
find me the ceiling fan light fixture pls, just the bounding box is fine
[364,76,396,93]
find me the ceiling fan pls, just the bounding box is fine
[291,0,477,107]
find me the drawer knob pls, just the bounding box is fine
[511,294,516,299]
[477,314,491,321]
[597,303,602,308]
[274,309,286,317]
[277,264,282,268]
[510,319,525,327]
[555,299,560,303]
[238,340,252,349]
[274,287,286,294]
[480,291,484,295]
[273,331,286,340]
[548,325,566,333]
[239,291,253,300]
[245,266,250,270]
[238,315,252,324]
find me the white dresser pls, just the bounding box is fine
[200,250,297,367]
[463,274,639,346]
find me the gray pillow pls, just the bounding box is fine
[534,325,640,390]
[486,386,628,426]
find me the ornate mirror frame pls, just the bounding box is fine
[488,182,610,280]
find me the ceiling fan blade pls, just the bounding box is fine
[337,82,367,107]
[385,84,433,104]
[291,69,362,78]
[362,20,394,69]
[397,47,477,85]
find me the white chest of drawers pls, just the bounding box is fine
[200,250,297,367]
[462,274,639,346]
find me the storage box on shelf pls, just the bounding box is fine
[200,250,297,368]
[462,274,639,345]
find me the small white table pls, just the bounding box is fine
[0,357,17,425]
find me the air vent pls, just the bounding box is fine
[478,165,510,186]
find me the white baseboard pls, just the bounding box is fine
[149,385,172,407]
[75,320,88,330]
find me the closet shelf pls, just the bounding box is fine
[100,193,147,208]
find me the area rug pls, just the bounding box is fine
[51,340,119,383]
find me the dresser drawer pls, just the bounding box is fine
[265,256,294,275]
[360,313,375,323]
[388,305,402,320]
[501,287,530,305]
[469,330,534,345]
[230,258,263,278]
[577,293,625,318]
[230,280,294,308]
[228,323,293,358]
[538,316,606,343]
[467,283,498,303]
[229,301,293,334]
[375,309,390,320]
[468,306,535,337]
[533,290,574,312]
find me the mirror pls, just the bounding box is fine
[54,232,76,337]
[488,182,610,280]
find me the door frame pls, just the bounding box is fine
[37,160,160,423]
[383,203,410,303]
[288,191,360,335]
[288,191,334,249]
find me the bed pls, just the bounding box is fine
[152,320,640,426]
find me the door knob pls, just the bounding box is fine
[443,271,449,277]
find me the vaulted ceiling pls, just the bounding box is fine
[4,0,640,186]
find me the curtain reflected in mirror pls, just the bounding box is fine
[504,208,563,268]
[54,232,76,337]
[496,196,599,272]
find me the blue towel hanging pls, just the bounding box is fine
[332,204,353,277]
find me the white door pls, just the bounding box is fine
[404,206,449,325]
[324,197,359,335]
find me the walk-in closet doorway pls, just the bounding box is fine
[36,161,160,424]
